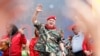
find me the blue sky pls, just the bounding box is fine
[16,0,74,40]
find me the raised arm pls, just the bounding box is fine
[32,4,42,24]
[19,27,27,44]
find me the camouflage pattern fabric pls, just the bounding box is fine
[34,22,62,53]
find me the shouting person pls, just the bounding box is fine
[32,5,65,56]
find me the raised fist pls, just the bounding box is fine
[36,4,42,12]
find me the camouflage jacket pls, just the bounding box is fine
[34,22,62,53]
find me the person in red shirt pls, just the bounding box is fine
[82,34,94,56]
[10,24,27,56]
[29,29,39,56]
[2,24,27,56]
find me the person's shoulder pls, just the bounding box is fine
[15,32,24,37]
[17,32,22,35]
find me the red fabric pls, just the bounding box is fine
[1,32,26,56]
[0,35,9,56]
[69,24,77,30]
[10,32,27,56]
[82,35,93,56]
[47,16,56,20]
[1,35,9,39]
[3,48,9,56]
[45,24,56,30]
[29,37,39,56]
[0,35,8,47]
[0,35,9,42]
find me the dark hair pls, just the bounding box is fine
[10,25,18,36]
[34,29,39,37]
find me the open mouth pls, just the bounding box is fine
[50,22,53,25]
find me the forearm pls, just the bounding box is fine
[59,42,65,52]
[32,10,39,23]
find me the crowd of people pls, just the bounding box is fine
[0,5,94,56]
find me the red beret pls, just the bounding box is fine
[69,24,77,30]
[47,16,56,20]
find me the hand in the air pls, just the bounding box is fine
[36,4,42,12]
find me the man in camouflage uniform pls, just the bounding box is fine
[32,5,66,56]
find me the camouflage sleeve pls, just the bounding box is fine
[34,21,42,30]
[65,40,70,46]
[57,35,63,44]
[58,29,64,43]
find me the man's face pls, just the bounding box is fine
[47,19,56,27]
[72,27,79,35]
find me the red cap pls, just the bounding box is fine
[69,24,77,30]
[47,16,56,20]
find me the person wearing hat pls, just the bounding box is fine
[70,25,86,56]
[31,5,66,56]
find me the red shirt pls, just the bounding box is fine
[10,32,27,56]
[3,48,9,56]
[29,37,39,56]
[0,35,9,56]
[0,35,9,42]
